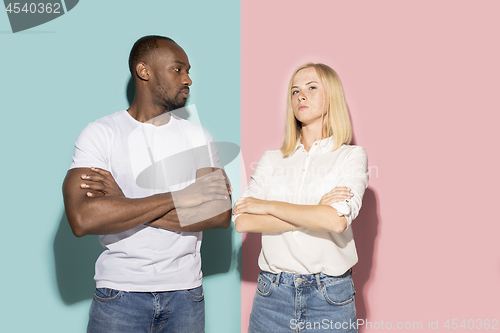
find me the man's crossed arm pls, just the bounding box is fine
[62,167,232,237]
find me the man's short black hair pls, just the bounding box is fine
[128,35,176,77]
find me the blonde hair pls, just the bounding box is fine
[280,63,352,155]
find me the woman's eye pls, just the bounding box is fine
[292,90,299,95]
[309,86,316,90]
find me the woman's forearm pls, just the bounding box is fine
[267,201,347,233]
[234,213,301,233]
[233,196,348,233]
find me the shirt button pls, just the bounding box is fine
[303,169,305,172]
[314,143,317,146]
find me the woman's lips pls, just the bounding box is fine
[298,105,308,110]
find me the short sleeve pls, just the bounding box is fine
[232,151,270,222]
[200,127,221,169]
[69,122,110,171]
[187,126,221,172]
[330,146,369,226]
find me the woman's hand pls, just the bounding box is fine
[233,197,271,215]
[318,187,353,206]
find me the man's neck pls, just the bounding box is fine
[127,98,170,124]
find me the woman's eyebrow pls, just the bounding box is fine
[291,81,318,89]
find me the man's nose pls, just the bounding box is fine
[183,74,192,86]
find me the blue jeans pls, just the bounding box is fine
[249,270,358,333]
[87,286,205,333]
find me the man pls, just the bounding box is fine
[62,35,232,333]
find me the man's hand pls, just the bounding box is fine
[148,168,232,231]
[173,169,229,208]
[80,167,125,198]
[318,187,353,206]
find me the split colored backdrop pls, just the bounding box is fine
[1,1,500,332]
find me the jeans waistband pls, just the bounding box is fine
[261,269,352,287]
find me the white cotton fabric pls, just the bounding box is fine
[235,138,369,276]
[69,110,219,291]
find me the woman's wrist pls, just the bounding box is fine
[267,200,281,218]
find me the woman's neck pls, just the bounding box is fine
[301,122,324,152]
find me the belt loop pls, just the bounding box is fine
[274,271,281,286]
[315,273,321,289]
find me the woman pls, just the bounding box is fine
[233,63,368,332]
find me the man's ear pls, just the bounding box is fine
[135,62,149,81]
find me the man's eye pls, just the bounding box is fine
[174,68,180,72]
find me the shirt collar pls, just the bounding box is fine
[294,136,335,155]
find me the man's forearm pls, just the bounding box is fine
[149,199,232,232]
[65,192,176,237]
[63,167,230,237]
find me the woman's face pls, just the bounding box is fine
[291,67,326,127]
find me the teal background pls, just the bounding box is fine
[0,1,241,332]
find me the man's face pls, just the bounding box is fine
[150,41,192,110]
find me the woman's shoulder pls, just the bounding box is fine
[336,145,368,164]
[262,149,284,157]
[339,144,366,152]
[253,149,286,166]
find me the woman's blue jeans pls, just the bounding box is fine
[87,286,205,333]
[249,270,358,333]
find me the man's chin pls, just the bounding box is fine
[169,100,187,111]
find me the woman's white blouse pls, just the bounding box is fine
[235,138,369,276]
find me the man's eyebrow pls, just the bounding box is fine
[173,60,191,70]
[291,81,318,89]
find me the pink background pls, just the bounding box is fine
[241,0,500,331]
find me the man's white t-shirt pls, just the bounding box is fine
[69,110,220,292]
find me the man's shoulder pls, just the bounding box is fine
[80,110,128,134]
[73,111,127,147]
[171,114,203,129]
[92,110,128,127]
[171,114,213,139]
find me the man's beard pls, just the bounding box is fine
[157,89,186,111]
[167,92,187,110]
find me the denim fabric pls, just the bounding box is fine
[87,286,205,333]
[249,271,358,333]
